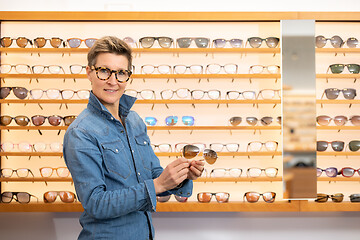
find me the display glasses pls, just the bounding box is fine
[67,38,97,48]
[321,88,356,100]
[69,65,86,74]
[328,64,360,74]
[317,167,338,177]
[226,91,256,100]
[315,35,359,48]
[1,142,32,152]
[0,87,28,99]
[176,37,210,48]
[43,191,76,203]
[245,116,274,126]
[32,65,65,74]
[247,141,278,152]
[91,66,132,83]
[340,167,360,177]
[33,142,62,152]
[125,89,155,99]
[243,191,276,203]
[123,37,137,48]
[249,65,280,74]
[39,167,70,178]
[229,116,242,126]
[156,195,188,203]
[0,115,30,126]
[350,194,360,202]
[151,143,172,152]
[1,192,38,204]
[182,144,218,165]
[30,89,61,99]
[33,37,65,48]
[316,141,344,152]
[210,168,242,178]
[0,64,32,74]
[165,116,195,126]
[61,89,90,100]
[257,89,281,100]
[316,115,348,126]
[173,65,203,74]
[144,117,157,126]
[197,192,230,203]
[0,168,34,178]
[139,36,173,48]
[191,89,221,100]
[31,115,76,126]
[349,140,360,152]
[246,167,278,178]
[246,37,279,48]
[205,63,238,74]
[0,37,33,48]
[209,143,239,152]
[212,38,243,48]
[160,88,190,100]
[141,64,172,74]
[315,193,344,203]
[349,116,360,126]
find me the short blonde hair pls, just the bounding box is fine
[87,36,132,71]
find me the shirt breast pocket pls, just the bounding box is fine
[134,133,152,171]
[101,141,131,179]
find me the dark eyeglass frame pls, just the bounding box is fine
[327,64,360,74]
[0,37,33,48]
[156,195,188,203]
[176,37,210,48]
[0,86,29,99]
[315,193,344,202]
[0,168,35,178]
[317,167,339,177]
[1,191,38,204]
[197,192,230,203]
[0,115,30,126]
[212,38,243,48]
[33,37,65,48]
[316,141,345,152]
[350,194,360,202]
[139,36,174,48]
[321,88,357,100]
[31,115,76,126]
[246,37,280,48]
[91,66,132,83]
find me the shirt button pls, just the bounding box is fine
[132,150,134,153]
[138,172,141,176]
[144,141,147,144]
[115,149,118,153]
[111,117,114,120]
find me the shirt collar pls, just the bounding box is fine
[87,91,137,118]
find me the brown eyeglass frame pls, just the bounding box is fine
[0,37,33,48]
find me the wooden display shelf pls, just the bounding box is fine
[317,152,360,156]
[317,126,360,130]
[194,177,282,182]
[0,47,280,54]
[0,152,62,156]
[0,177,72,182]
[0,126,67,130]
[0,99,88,104]
[0,73,280,79]
[316,74,360,79]
[317,177,360,182]
[316,48,360,54]
[0,202,84,212]
[147,126,281,130]
[300,201,360,212]
[316,100,360,104]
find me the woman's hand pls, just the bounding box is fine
[187,160,205,180]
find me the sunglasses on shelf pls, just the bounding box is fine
[1,192,38,204]
[316,115,347,126]
[348,140,360,152]
[321,88,356,100]
[67,38,97,48]
[245,116,275,126]
[182,144,218,165]
[173,65,203,74]
[0,168,34,178]
[316,141,344,152]
[0,142,33,152]
[209,143,239,152]
[246,37,279,48]
[243,192,276,203]
[212,38,243,48]
[139,36,173,48]
[205,63,238,74]
[317,167,338,177]
[151,143,172,152]
[165,116,195,126]
[197,192,230,203]
[125,89,155,100]
[0,115,30,126]
[315,35,358,48]
[156,195,188,203]
[328,64,360,74]
[33,37,65,48]
[0,87,28,99]
[0,64,32,74]
[43,191,77,203]
[176,37,210,48]
[31,115,76,126]
[210,168,242,178]
[350,194,360,203]
[0,37,33,48]
[39,167,70,178]
[315,193,344,203]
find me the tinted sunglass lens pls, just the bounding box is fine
[343,88,356,99]
[177,38,191,48]
[333,116,348,126]
[265,37,279,48]
[197,192,212,203]
[317,141,328,151]
[31,115,45,126]
[48,116,62,126]
[316,193,328,202]
[245,192,260,203]
[316,168,323,177]
[17,192,30,203]
[34,37,46,48]
[246,117,258,126]
[165,116,178,126]
[59,191,75,203]
[349,140,360,151]
[64,116,76,126]
[329,64,344,74]
[213,39,226,48]
[347,64,360,74]
[0,87,11,99]
[174,195,188,203]
[203,148,217,165]
[330,35,343,48]
[230,39,243,48]
[331,141,344,152]
[140,37,155,48]
[67,39,81,48]
[263,192,276,203]
[261,117,273,126]
[315,35,327,48]
[182,144,200,159]
[346,37,358,48]
[350,115,360,126]
[0,115,13,126]
[44,191,57,203]
[324,88,340,99]
[342,168,355,177]
[325,167,338,177]
[0,37,12,47]
[229,116,242,126]
[316,115,331,126]
[194,38,209,48]
[16,37,29,48]
[85,38,96,48]
[215,193,229,203]
[14,116,30,126]
[144,117,157,126]
[158,37,173,48]
[13,87,28,99]
[182,116,195,126]
[248,37,262,48]
[157,195,171,203]
[332,193,344,202]
[50,38,62,48]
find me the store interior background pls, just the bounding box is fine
[1,1,360,239]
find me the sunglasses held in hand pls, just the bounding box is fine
[181,144,218,165]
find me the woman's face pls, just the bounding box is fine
[86,53,129,109]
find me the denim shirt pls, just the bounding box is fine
[63,91,193,240]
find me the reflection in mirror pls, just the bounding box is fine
[282,20,317,199]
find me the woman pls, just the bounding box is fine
[63,36,204,240]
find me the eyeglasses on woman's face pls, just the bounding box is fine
[91,66,132,83]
